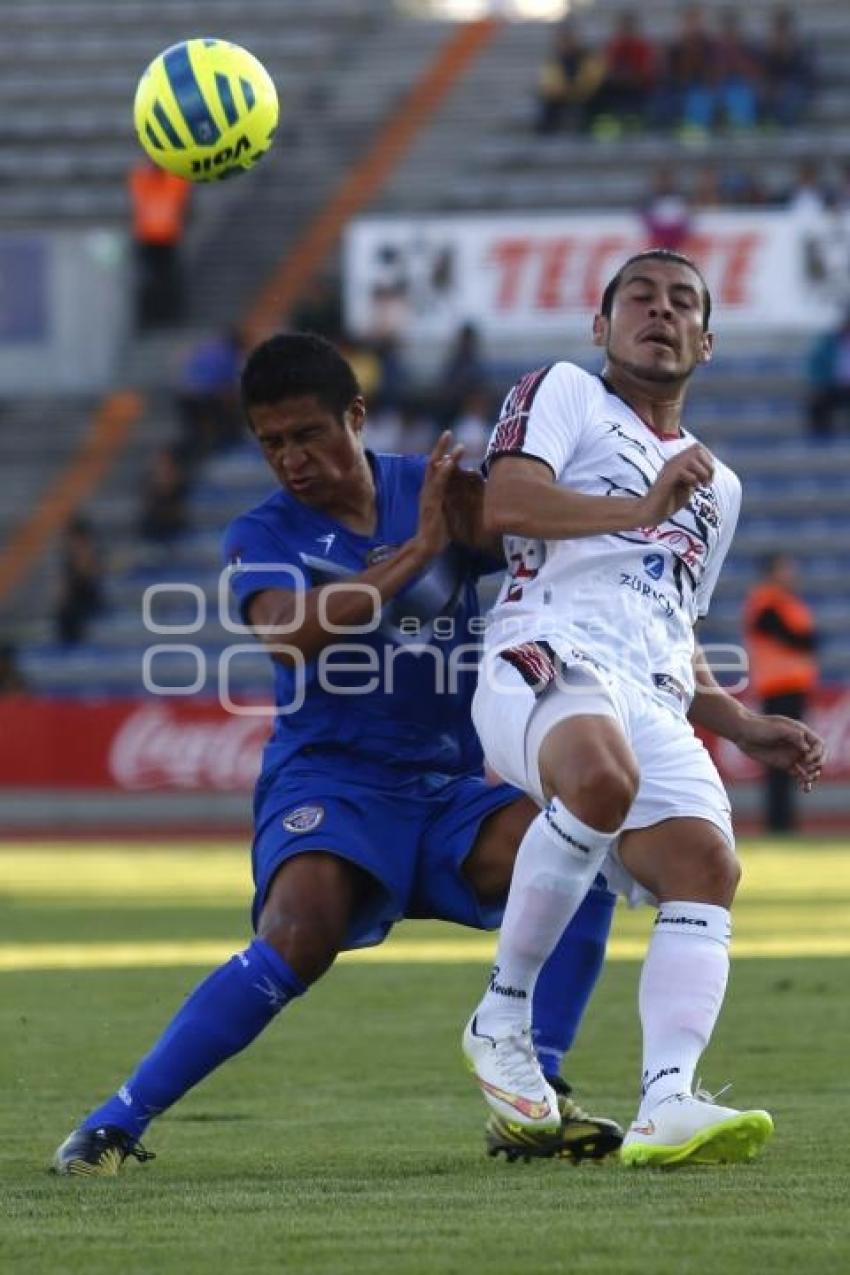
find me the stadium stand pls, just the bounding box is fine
[2,0,850,828]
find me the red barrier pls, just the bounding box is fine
[0,697,271,791]
[0,690,848,792]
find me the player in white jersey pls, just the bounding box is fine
[463,250,825,1167]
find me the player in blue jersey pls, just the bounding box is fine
[53,333,621,1177]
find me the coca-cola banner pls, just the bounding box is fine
[0,692,848,792]
[344,210,837,340]
[0,698,271,791]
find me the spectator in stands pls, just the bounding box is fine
[654,5,717,137]
[290,277,343,341]
[760,7,814,129]
[712,11,761,132]
[336,333,383,403]
[640,165,691,252]
[370,333,410,414]
[452,388,494,467]
[802,192,850,309]
[693,162,769,209]
[807,312,850,440]
[719,166,770,207]
[534,22,606,135]
[744,555,819,833]
[691,163,724,210]
[596,10,657,132]
[437,322,488,429]
[360,271,413,415]
[176,328,244,464]
[138,447,190,544]
[785,160,828,221]
[128,158,191,330]
[834,161,850,216]
[53,516,104,646]
[0,641,26,694]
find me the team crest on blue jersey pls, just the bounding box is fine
[282,805,324,833]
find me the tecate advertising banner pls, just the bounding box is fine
[344,210,836,340]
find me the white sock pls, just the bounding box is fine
[475,799,616,1038]
[636,901,731,1119]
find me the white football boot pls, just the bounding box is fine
[621,1085,774,1168]
[462,1014,560,1133]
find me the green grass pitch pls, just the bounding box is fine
[1,839,848,1275]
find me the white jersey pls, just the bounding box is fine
[482,362,742,711]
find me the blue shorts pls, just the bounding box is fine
[251,750,521,948]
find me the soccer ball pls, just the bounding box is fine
[133,38,279,182]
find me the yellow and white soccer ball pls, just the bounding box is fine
[133,38,279,182]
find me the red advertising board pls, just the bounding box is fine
[0,697,271,791]
[0,691,848,792]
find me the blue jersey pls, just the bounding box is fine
[223,452,493,779]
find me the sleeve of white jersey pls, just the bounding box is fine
[694,468,742,618]
[483,362,589,480]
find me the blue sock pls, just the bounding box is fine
[82,939,305,1138]
[532,879,616,1080]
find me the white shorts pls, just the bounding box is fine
[473,643,734,906]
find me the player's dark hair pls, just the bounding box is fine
[241,332,361,425]
[600,250,712,329]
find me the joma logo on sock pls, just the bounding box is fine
[641,1065,680,1096]
[488,965,527,1000]
[544,805,590,854]
[656,915,707,927]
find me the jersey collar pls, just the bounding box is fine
[598,374,685,443]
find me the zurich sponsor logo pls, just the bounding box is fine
[282,805,325,834]
[643,552,664,581]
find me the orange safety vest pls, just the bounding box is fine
[743,583,818,699]
[129,166,190,245]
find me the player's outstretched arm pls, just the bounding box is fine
[484,444,714,540]
[689,645,825,791]
[248,432,462,665]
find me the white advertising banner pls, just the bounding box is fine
[344,210,839,340]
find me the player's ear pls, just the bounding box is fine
[346,396,367,435]
[698,330,714,364]
[592,313,608,348]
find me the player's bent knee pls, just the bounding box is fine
[700,853,740,908]
[257,907,343,984]
[260,910,341,959]
[668,837,741,907]
[718,847,742,900]
[550,761,638,833]
[695,836,741,900]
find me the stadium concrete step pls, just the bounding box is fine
[18,643,272,696]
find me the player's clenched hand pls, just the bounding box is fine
[638,444,715,527]
[412,430,465,559]
[736,714,826,792]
